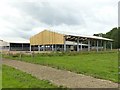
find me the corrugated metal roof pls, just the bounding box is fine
[65,33,113,41]
[48,29,113,41]
[66,41,88,46]
[0,37,30,43]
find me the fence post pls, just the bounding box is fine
[19,52,22,60]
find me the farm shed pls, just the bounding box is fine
[30,30,113,52]
[0,40,10,51]
[0,38,30,51]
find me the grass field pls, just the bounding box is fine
[2,65,59,88]
[3,51,118,82]
[0,69,2,89]
[0,53,2,89]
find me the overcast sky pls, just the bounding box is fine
[0,0,118,42]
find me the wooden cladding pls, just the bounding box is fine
[30,30,64,45]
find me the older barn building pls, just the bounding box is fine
[0,39,30,51]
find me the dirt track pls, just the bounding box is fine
[3,59,118,88]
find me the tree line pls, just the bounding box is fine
[93,27,120,49]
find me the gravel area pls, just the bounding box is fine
[3,59,118,88]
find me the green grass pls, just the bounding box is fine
[2,65,59,88]
[3,51,118,82]
[0,68,2,89]
[0,53,2,89]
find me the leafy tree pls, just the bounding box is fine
[93,27,119,49]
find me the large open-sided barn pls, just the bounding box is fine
[30,30,113,52]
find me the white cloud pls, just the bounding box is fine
[0,0,118,42]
